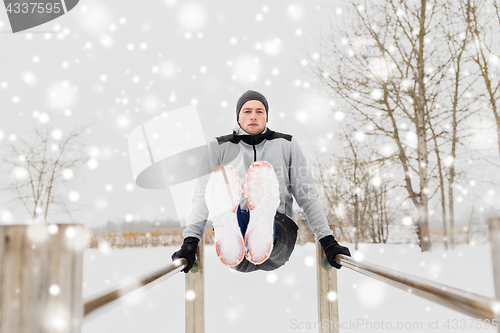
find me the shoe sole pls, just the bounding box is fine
[243,161,280,264]
[205,164,244,267]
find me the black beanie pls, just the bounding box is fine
[236,90,269,122]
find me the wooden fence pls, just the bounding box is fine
[1,216,500,332]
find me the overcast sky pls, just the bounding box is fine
[0,0,346,227]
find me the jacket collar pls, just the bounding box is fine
[232,124,274,145]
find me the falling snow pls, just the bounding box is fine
[0,3,498,331]
[79,243,495,333]
[69,191,80,202]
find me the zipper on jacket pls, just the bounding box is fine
[251,136,257,161]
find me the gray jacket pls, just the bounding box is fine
[183,125,334,241]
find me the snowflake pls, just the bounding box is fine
[266,273,278,284]
[100,35,114,48]
[47,224,58,234]
[48,81,77,109]
[13,166,28,180]
[49,284,60,295]
[51,129,63,140]
[371,177,381,186]
[355,131,365,142]
[402,216,413,226]
[185,290,196,301]
[69,191,80,202]
[87,159,98,170]
[327,291,338,302]
[288,5,304,20]
[177,3,207,30]
[117,115,130,128]
[304,255,315,267]
[160,61,177,78]
[63,169,74,180]
[357,280,386,306]
[263,38,282,56]
[1,210,13,223]
[232,56,261,83]
[22,71,37,85]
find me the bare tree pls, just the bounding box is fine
[304,0,485,251]
[466,0,500,158]
[312,131,399,246]
[0,118,91,223]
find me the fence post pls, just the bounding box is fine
[316,242,339,333]
[0,223,84,333]
[185,238,204,333]
[487,215,500,333]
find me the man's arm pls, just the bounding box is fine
[182,139,221,239]
[288,137,351,269]
[288,137,334,241]
[172,139,219,272]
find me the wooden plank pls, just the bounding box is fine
[487,215,500,333]
[0,224,84,333]
[185,238,204,333]
[316,242,339,333]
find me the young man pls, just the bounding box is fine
[172,90,351,273]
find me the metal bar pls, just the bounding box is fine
[334,254,500,320]
[83,258,187,318]
[487,215,500,333]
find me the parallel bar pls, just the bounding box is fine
[83,258,187,318]
[335,254,500,320]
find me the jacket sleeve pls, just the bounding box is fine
[182,139,220,240]
[289,137,334,241]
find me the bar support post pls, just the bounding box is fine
[487,215,500,333]
[0,224,84,333]
[185,238,204,333]
[316,242,339,333]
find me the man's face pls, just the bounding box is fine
[238,100,267,135]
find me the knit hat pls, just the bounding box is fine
[236,90,269,122]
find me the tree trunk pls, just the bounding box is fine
[415,0,432,252]
[354,193,359,250]
[430,125,448,250]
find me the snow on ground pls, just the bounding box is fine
[82,243,497,333]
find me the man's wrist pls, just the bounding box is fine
[184,237,201,245]
[319,235,338,249]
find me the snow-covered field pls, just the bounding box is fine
[82,243,497,333]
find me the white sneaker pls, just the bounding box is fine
[243,161,280,264]
[205,164,244,267]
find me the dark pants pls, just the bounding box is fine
[233,208,299,273]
